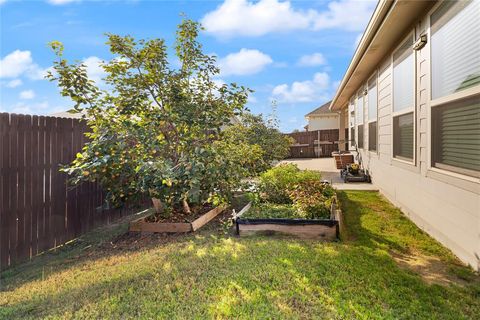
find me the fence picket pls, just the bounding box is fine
[0,113,145,271]
[0,114,10,270]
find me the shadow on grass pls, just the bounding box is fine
[0,205,237,291]
[2,192,480,319]
[336,190,408,252]
[2,235,480,319]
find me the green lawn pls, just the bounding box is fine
[1,191,479,319]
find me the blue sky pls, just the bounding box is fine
[0,0,376,132]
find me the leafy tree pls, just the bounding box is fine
[222,110,293,173]
[47,19,262,216]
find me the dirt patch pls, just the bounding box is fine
[391,251,471,286]
[101,207,236,251]
[145,203,215,223]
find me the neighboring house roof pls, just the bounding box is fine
[305,100,333,118]
[330,0,434,111]
[50,109,87,119]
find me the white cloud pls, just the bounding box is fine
[20,90,35,100]
[0,50,34,78]
[27,66,53,81]
[218,49,272,76]
[201,0,376,37]
[313,0,377,32]
[47,0,80,5]
[213,78,226,88]
[9,101,50,115]
[6,79,23,88]
[272,72,331,103]
[202,0,314,37]
[354,33,363,49]
[0,50,50,80]
[248,94,257,103]
[82,56,106,84]
[297,53,327,67]
[0,0,7,5]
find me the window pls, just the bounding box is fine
[369,122,377,151]
[431,0,480,100]
[349,98,356,148]
[393,36,414,161]
[358,124,364,149]
[432,97,480,177]
[368,76,378,151]
[393,113,414,160]
[430,0,480,178]
[356,91,364,148]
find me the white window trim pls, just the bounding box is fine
[425,0,480,186]
[348,97,356,150]
[391,31,416,166]
[367,71,379,154]
[356,88,365,125]
[356,87,366,149]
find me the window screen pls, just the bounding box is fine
[369,122,377,151]
[393,38,414,112]
[431,0,480,100]
[393,112,414,160]
[432,97,480,177]
[358,124,364,149]
[356,94,364,124]
[368,78,377,121]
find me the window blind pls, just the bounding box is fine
[432,97,480,177]
[393,112,414,160]
[393,38,414,112]
[369,122,377,151]
[431,0,480,99]
[356,94,364,124]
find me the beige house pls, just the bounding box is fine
[305,101,339,131]
[330,0,479,270]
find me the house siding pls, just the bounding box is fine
[307,114,339,131]
[351,13,479,270]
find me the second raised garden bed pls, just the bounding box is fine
[130,204,227,233]
[234,199,343,240]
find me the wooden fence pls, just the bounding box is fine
[0,113,144,271]
[286,129,340,158]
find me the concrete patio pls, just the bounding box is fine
[280,158,378,191]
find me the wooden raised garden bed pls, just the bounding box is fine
[130,204,227,233]
[234,199,343,240]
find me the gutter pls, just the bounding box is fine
[330,0,394,111]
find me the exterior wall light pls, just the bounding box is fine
[413,34,427,51]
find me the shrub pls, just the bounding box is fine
[258,164,300,203]
[288,180,334,219]
[242,203,300,219]
[256,164,336,219]
[258,164,322,204]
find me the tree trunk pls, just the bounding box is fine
[182,198,191,214]
[151,198,164,214]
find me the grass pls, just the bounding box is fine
[1,191,479,319]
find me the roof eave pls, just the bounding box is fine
[330,0,393,111]
[329,0,435,111]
